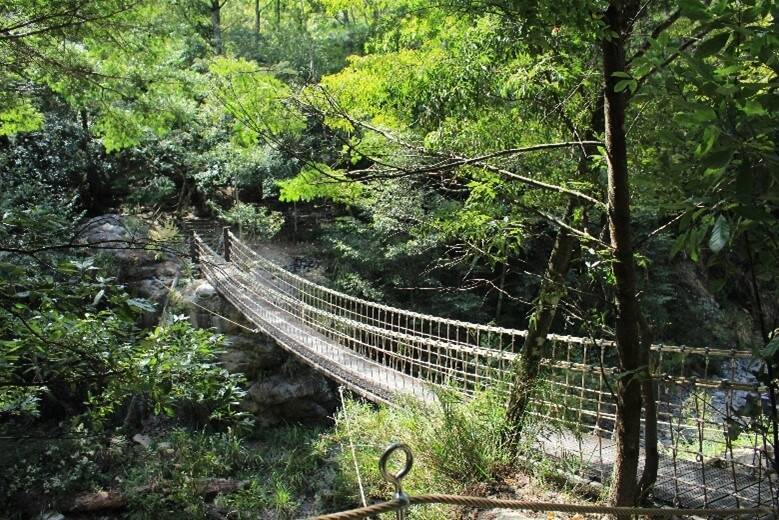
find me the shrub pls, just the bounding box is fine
[218,202,284,240]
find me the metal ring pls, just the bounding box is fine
[379,443,414,486]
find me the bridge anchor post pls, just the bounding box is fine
[223,226,231,262]
[189,229,200,275]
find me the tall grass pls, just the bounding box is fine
[320,387,510,518]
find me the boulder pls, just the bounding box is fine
[248,375,324,406]
[179,280,221,329]
[79,214,181,325]
[246,358,339,424]
[220,337,284,378]
[79,214,146,264]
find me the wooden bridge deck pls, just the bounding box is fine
[205,260,436,405]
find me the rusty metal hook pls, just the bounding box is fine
[379,443,413,519]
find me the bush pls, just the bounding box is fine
[89,318,250,430]
[126,175,178,208]
[218,202,284,240]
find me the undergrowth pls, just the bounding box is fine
[319,388,511,519]
[0,425,336,519]
[2,387,556,519]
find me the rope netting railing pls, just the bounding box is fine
[191,229,776,511]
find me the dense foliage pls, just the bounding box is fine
[1,0,777,516]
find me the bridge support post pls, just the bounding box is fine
[223,226,231,262]
[189,230,200,274]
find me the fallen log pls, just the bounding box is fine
[63,478,247,512]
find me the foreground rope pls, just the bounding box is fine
[310,444,774,519]
[312,495,773,519]
[339,386,367,508]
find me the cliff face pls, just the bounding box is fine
[79,214,181,327]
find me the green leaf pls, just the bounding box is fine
[614,79,636,93]
[690,107,717,123]
[757,336,779,359]
[93,289,106,306]
[708,215,730,253]
[679,0,710,20]
[696,33,730,58]
[126,298,156,313]
[742,100,766,116]
[701,148,733,169]
[0,100,44,136]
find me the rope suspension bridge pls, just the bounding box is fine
[187,224,777,515]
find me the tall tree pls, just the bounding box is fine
[210,0,228,54]
[600,0,644,507]
[254,0,261,41]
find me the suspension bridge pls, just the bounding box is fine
[189,226,777,514]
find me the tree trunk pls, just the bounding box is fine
[210,0,223,55]
[495,246,508,322]
[275,0,281,26]
[63,479,246,513]
[602,0,644,509]
[505,201,576,451]
[79,108,104,215]
[637,311,658,501]
[254,0,261,41]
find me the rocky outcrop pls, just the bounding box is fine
[79,214,181,326]
[179,279,338,426]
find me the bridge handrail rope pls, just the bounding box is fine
[227,232,529,338]
[195,240,431,402]
[220,233,764,393]
[197,233,767,418]
[226,240,520,369]
[219,243,764,395]
[310,444,774,520]
[224,231,755,360]
[224,239,513,388]
[195,232,765,410]
[198,233,766,439]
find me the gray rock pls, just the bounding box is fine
[248,375,323,406]
[80,214,128,243]
[79,214,183,326]
[180,281,222,329]
[220,340,284,377]
[195,281,218,300]
[37,512,65,520]
[79,214,145,264]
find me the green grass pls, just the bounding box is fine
[317,387,511,519]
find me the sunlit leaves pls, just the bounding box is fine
[1,1,201,148]
[277,164,364,205]
[0,99,44,136]
[208,56,304,147]
[318,49,435,131]
[708,215,730,253]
